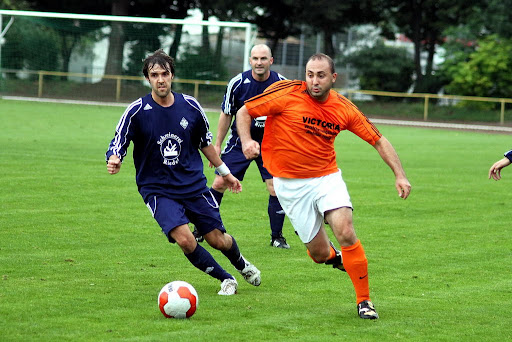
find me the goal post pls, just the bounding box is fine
[0,9,256,105]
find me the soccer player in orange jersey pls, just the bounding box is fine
[236,53,411,319]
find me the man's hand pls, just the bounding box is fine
[489,157,511,181]
[242,140,260,160]
[107,155,121,174]
[395,176,411,199]
[223,174,242,194]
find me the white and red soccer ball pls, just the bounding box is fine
[158,281,198,318]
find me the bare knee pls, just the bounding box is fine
[325,208,357,246]
[309,247,331,263]
[204,230,231,250]
[171,231,197,254]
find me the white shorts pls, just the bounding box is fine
[273,169,352,243]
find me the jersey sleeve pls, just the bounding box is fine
[244,80,301,118]
[105,98,142,162]
[221,73,242,115]
[505,149,512,162]
[337,94,382,145]
[184,94,213,148]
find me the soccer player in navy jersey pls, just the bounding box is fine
[105,49,261,295]
[195,44,290,249]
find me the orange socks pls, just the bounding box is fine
[341,240,370,304]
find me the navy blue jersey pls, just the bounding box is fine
[505,149,512,162]
[221,70,286,143]
[106,92,212,200]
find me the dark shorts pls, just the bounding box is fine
[144,191,226,243]
[217,136,272,182]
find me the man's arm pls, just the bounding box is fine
[489,157,511,181]
[373,136,411,199]
[214,112,233,151]
[208,112,233,167]
[201,144,242,193]
[236,105,260,160]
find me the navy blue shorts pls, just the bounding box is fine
[144,191,226,243]
[217,136,272,182]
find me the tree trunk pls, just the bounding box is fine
[214,27,224,65]
[169,24,183,60]
[60,34,79,80]
[411,0,424,90]
[323,28,335,58]
[103,0,129,78]
[201,9,211,55]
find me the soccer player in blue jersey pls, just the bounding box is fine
[194,44,290,249]
[105,49,261,295]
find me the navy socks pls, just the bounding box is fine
[185,244,232,281]
[268,195,285,238]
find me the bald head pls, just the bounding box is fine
[251,44,272,57]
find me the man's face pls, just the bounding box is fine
[249,47,273,79]
[146,63,173,98]
[305,58,337,102]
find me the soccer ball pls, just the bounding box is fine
[158,281,198,319]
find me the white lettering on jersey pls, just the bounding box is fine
[158,132,183,166]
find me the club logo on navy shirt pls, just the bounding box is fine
[180,117,189,129]
[157,132,183,166]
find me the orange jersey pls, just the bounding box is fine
[244,80,382,178]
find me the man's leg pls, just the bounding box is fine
[204,230,261,286]
[170,224,235,283]
[192,176,226,243]
[266,178,289,249]
[325,208,378,319]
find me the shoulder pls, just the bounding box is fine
[123,97,144,116]
[181,93,209,123]
[181,93,204,112]
[225,72,244,94]
[270,70,287,81]
[329,90,360,111]
[227,72,244,86]
[245,80,303,106]
[265,79,303,94]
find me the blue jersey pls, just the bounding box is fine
[221,70,286,143]
[106,92,212,200]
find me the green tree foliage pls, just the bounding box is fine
[385,0,486,93]
[177,44,228,81]
[344,40,414,95]
[1,18,60,77]
[444,35,512,99]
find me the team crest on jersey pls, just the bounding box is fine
[180,117,189,129]
[157,132,183,166]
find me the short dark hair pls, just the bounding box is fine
[306,53,335,74]
[142,49,176,78]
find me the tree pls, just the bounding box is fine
[294,0,384,58]
[344,40,414,94]
[248,0,301,54]
[385,0,487,93]
[443,35,512,99]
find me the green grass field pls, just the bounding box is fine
[1,99,511,341]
